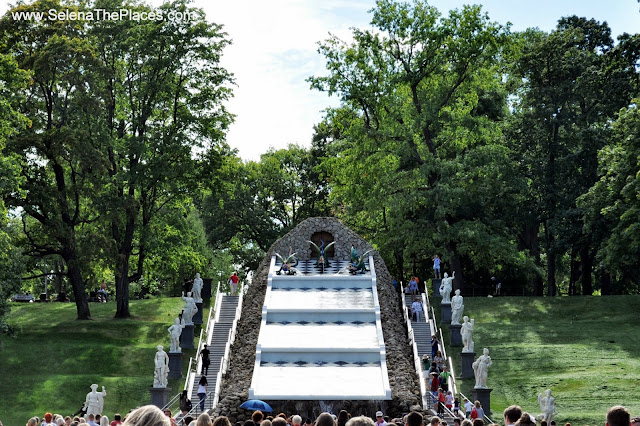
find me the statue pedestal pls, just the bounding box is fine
[202,278,212,299]
[449,324,462,347]
[441,302,451,324]
[150,386,171,408]
[432,279,442,297]
[193,302,204,325]
[168,352,183,379]
[461,351,476,379]
[180,324,195,349]
[472,388,492,415]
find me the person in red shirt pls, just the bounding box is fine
[228,272,239,296]
[437,388,446,416]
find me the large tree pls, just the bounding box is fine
[0,52,29,331]
[309,0,533,289]
[90,0,234,317]
[580,100,640,294]
[202,144,331,271]
[507,19,640,296]
[1,0,105,319]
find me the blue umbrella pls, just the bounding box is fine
[240,399,273,412]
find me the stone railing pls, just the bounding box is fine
[212,282,244,408]
[401,283,430,408]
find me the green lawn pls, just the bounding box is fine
[0,298,205,425]
[435,295,640,426]
[3,294,638,426]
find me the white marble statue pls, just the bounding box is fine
[192,273,203,303]
[451,289,464,325]
[153,345,170,388]
[461,315,475,353]
[181,291,198,325]
[168,317,185,353]
[439,271,455,303]
[538,389,558,423]
[83,384,107,416]
[472,348,492,388]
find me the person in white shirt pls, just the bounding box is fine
[463,398,473,418]
[411,298,423,322]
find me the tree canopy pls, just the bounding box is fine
[2,0,640,329]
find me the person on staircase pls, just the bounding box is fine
[197,375,208,412]
[472,401,484,421]
[439,366,451,392]
[411,297,423,322]
[200,344,211,375]
[427,361,441,390]
[445,390,454,412]
[429,371,440,403]
[437,388,446,416]
[434,350,445,371]
[228,272,239,296]
[431,335,440,359]
[180,390,193,416]
[408,277,419,296]
[463,399,473,419]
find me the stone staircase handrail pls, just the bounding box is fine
[212,328,232,408]
[184,356,195,392]
[459,390,494,425]
[194,328,206,375]
[401,283,430,408]
[231,281,245,344]
[213,280,223,324]
[178,390,215,424]
[425,289,495,424]
[185,281,222,396]
[211,284,244,409]
[425,290,455,404]
[205,292,216,337]
[161,391,182,413]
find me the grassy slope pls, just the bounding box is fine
[437,295,640,426]
[3,295,638,426]
[0,298,201,425]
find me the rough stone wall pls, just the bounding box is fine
[212,217,422,421]
[270,217,375,261]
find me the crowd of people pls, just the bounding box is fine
[11,400,640,426]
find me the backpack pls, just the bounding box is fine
[471,407,478,419]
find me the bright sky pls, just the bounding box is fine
[2,1,639,160]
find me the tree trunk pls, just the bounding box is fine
[62,249,91,320]
[545,222,556,297]
[569,245,580,296]
[114,213,136,318]
[580,243,593,296]
[115,256,131,318]
[522,222,543,296]
[600,270,611,295]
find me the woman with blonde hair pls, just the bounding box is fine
[122,405,170,426]
[197,413,213,426]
